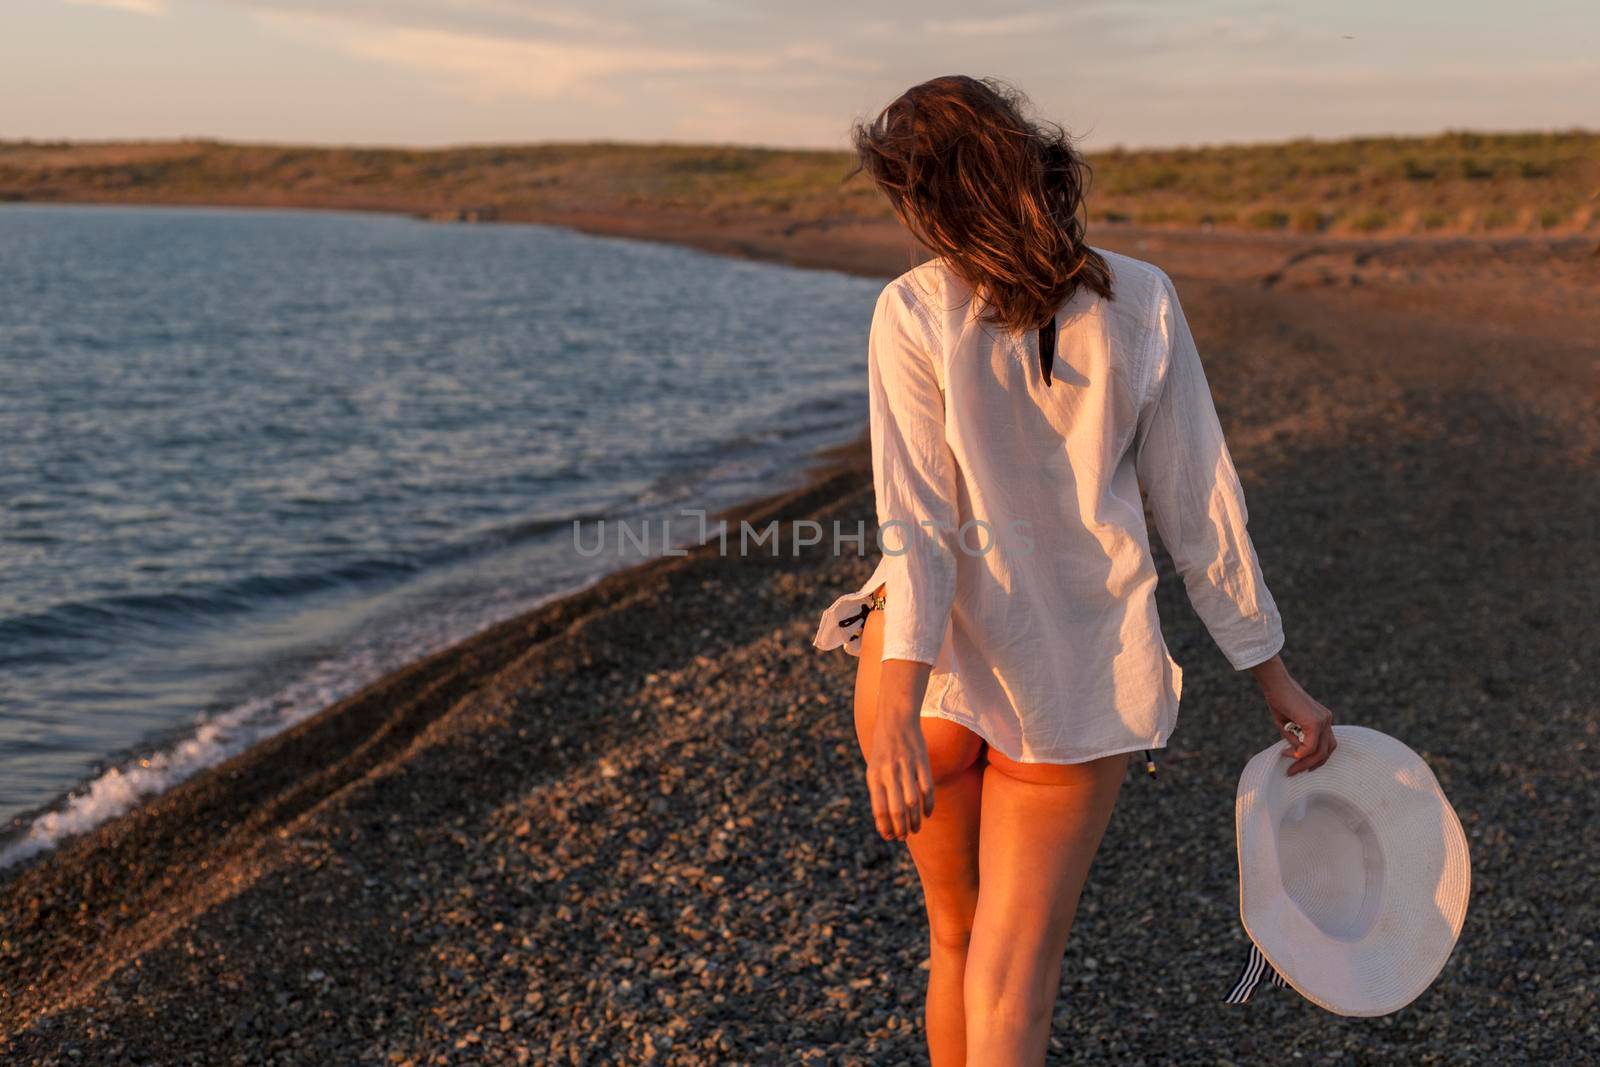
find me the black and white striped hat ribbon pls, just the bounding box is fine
[1224,943,1289,1004]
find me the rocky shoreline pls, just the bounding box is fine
[2,219,1595,1064]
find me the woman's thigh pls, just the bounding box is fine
[965,749,1130,1002]
[853,591,986,940]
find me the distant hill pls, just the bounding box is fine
[2,131,1595,236]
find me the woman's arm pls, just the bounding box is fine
[1133,271,1335,774]
[868,283,961,666]
[1132,271,1285,670]
[863,281,961,837]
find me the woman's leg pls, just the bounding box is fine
[962,748,1130,1065]
[854,593,986,1067]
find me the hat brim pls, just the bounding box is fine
[1235,725,1470,1017]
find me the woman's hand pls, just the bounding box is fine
[1248,654,1337,775]
[866,658,937,840]
[866,712,935,840]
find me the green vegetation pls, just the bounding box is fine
[1,130,1595,236]
[1247,208,1291,230]
[1085,130,1597,235]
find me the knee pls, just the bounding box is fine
[927,911,974,955]
[953,972,1056,1036]
[962,954,1058,1033]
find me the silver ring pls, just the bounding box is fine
[1284,722,1306,744]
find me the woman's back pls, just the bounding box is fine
[815,249,1285,762]
[818,76,1335,1064]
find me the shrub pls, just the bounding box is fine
[1141,167,1183,191]
[1248,208,1291,229]
[1481,206,1517,229]
[1137,207,1187,225]
[1290,207,1327,233]
[1348,209,1390,232]
[1401,158,1438,181]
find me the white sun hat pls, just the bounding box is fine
[1228,724,1471,1016]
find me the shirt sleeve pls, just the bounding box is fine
[1133,271,1286,671]
[867,281,961,666]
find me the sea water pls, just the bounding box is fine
[0,204,882,865]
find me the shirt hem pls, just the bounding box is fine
[918,707,1174,766]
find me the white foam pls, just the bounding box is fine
[1,653,363,869]
[0,574,603,871]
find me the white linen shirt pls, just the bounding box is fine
[813,248,1285,764]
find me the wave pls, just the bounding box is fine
[0,512,610,666]
[0,571,605,871]
[0,411,863,871]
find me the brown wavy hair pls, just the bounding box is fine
[847,75,1113,333]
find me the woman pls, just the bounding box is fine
[812,76,1337,1064]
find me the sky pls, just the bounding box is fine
[3,0,1596,150]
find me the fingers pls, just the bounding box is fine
[1286,722,1337,776]
[867,759,936,841]
[915,756,936,819]
[901,775,923,837]
[1316,726,1339,769]
[869,776,896,840]
[895,760,927,837]
[868,765,911,840]
[1265,682,1339,776]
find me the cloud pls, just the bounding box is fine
[921,1,1175,38]
[222,0,633,41]
[63,0,167,14]
[254,10,774,103]
[924,10,1079,37]
[780,42,883,75]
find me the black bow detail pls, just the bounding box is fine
[839,603,872,631]
[1039,317,1056,386]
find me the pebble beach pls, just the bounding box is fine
[2,221,1596,1064]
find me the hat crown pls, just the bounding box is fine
[1275,792,1385,942]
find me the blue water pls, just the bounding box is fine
[0,204,880,863]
